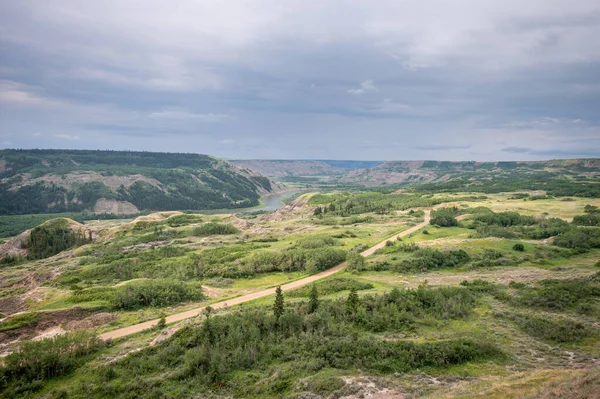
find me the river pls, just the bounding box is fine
[248,190,302,212]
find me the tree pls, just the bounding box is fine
[347,252,366,271]
[308,284,319,313]
[273,286,284,321]
[157,315,166,329]
[512,243,525,252]
[584,205,599,214]
[347,288,359,311]
[202,305,213,319]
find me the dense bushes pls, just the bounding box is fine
[572,213,600,226]
[26,219,90,259]
[239,247,347,275]
[309,192,482,217]
[474,211,536,227]
[165,214,203,227]
[513,278,600,313]
[469,209,600,251]
[430,207,460,227]
[0,332,103,396]
[399,248,471,272]
[505,313,596,342]
[55,288,499,398]
[553,228,600,251]
[190,223,240,236]
[288,276,373,297]
[112,279,205,310]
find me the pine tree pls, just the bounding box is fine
[347,288,359,311]
[273,286,284,321]
[308,283,319,313]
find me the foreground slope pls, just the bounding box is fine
[0,149,281,215]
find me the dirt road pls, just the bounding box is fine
[99,210,431,340]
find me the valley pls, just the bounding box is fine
[1,172,599,398]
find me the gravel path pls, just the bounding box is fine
[99,211,431,340]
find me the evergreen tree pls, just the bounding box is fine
[273,286,284,321]
[308,283,319,313]
[347,288,359,311]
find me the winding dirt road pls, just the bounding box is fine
[99,210,431,340]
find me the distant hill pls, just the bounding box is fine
[232,158,600,197]
[229,160,344,178]
[0,149,282,215]
[343,159,600,186]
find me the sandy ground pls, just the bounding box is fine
[98,211,431,340]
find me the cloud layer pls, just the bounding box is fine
[1,0,599,160]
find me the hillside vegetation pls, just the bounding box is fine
[0,149,279,215]
[0,169,599,398]
[235,158,600,197]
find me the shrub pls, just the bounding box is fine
[189,223,240,236]
[26,219,90,260]
[399,248,471,272]
[288,276,373,298]
[0,332,103,395]
[346,252,366,271]
[204,277,234,287]
[112,279,204,310]
[515,278,600,312]
[430,207,460,227]
[572,214,600,226]
[553,228,600,251]
[507,313,596,342]
[512,243,525,252]
[166,214,202,227]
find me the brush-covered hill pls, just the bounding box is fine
[0,149,282,215]
[229,159,383,178]
[343,159,600,187]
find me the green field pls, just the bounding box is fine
[0,190,599,398]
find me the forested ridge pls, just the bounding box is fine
[0,149,276,215]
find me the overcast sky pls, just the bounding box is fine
[1,1,599,161]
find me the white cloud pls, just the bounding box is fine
[347,79,377,95]
[220,139,235,144]
[0,80,62,108]
[55,134,80,140]
[32,132,42,137]
[149,110,231,121]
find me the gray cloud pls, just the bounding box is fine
[502,147,532,153]
[0,1,599,160]
[413,144,472,151]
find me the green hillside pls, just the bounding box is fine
[0,149,277,215]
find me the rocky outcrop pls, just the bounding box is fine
[94,198,139,214]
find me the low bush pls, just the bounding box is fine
[399,248,471,272]
[190,223,240,236]
[166,214,202,227]
[506,313,596,343]
[204,277,234,288]
[430,207,460,227]
[112,279,205,310]
[0,332,103,396]
[572,214,600,226]
[288,276,373,298]
[512,243,525,252]
[513,278,600,313]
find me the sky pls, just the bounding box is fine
[0,1,599,161]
